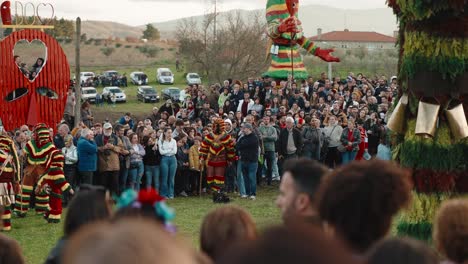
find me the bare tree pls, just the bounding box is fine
[176,11,268,83]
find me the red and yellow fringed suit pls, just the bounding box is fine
[14,124,72,223]
[0,135,21,231]
[199,119,235,193]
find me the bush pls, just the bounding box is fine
[101,47,115,57]
[168,48,175,52]
[137,45,159,58]
[115,43,122,48]
[94,39,103,46]
[125,45,132,48]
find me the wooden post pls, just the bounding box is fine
[74,17,81,128]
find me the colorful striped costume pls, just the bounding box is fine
[264,0,339,80]
[387,0,468,240]
[14,124,72,223]
[199,119,235,192]
[0,135,20,231]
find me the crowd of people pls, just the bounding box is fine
[1,73,466,263]
[56,73,395,200]
[0,159,466,264]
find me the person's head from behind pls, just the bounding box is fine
[0,234,25,264]
[317,160,412,253]
[200,206,257,261]
[64,184,112,238]
[366,237,438,264]
[276,158,328,224]
[434,198,468,264]
[63,219,207,264]
[218,224,360,264]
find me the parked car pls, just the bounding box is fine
[186,73,201,85]
[161,87,181,102]
[80,72,95,84]
[81,87,97,103]
[130,71,149,85]
[99,70,121,86]
[157,68,174,84]
[137,86,160,103]
[102,86,127,103]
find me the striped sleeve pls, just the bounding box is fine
[297,36,317,54]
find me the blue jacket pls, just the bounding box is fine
[118,117,134,129]
[77,137,98,172]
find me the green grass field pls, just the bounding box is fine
[7,186,281,264]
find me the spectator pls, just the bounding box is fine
[115,125,131,194]
[77,128,97,185]
[366,237,438,264]
[339,120,361,164]
[317,160,412,254]
[433,198,468,264]
[127,133,145,191]
[95,123,123,195]
[175,136,190,197]
[301,117,324,161]
[276,158,327,225]
[278,117,303,174]
[258,116,277,186]
[159,128,178,199]
[54,123,70,149]
[63,219,207,264]
[80,102,93,128]
[218,224,359,264]
[323,115,343,168]
[44,184,112,264]
[0,233,25,264]
[200,206,257,261]
[62,135,78,206]
[189,136,202,194]
[159,100,175,116]
[237,93,254,117]
[118,113,134,130]
[236,123,259,200]
[142,135,161,191]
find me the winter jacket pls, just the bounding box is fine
[189,145,201,171]
[77,137,97,172]
[236,132,259,163]
[340,127,361,152]
[95,134,123,172]
[302,126,324,152]
[278,128,303,156]
[323,124,344,148]
[259,125,277,152]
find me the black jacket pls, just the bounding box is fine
[278,128,303,156]
[236,132,259,162]
[143,144,161,166]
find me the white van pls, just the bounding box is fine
[157,68,174,85]
[80,72,95,83]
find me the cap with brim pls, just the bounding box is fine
[103,123,112,130]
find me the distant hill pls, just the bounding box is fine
[78,4,397,40]
[81,20,143,39]
[149,4,398,38]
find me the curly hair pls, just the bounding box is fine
[434,198,468,264]
[316,160,412,253]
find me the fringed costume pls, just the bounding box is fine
[264,0,339,80]
[387,0,468,241]
[14,124,72,223]
[0,135,20,231]
[199,119,235,202]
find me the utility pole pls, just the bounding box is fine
[74,17,81,128]
[213,0,217,41]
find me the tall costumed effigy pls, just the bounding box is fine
[264,0,340,80]
[386,0,468,240]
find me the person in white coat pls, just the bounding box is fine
[62,135,78,205]
[237,93,254,117]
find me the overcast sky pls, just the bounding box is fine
[48,0,388,26]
